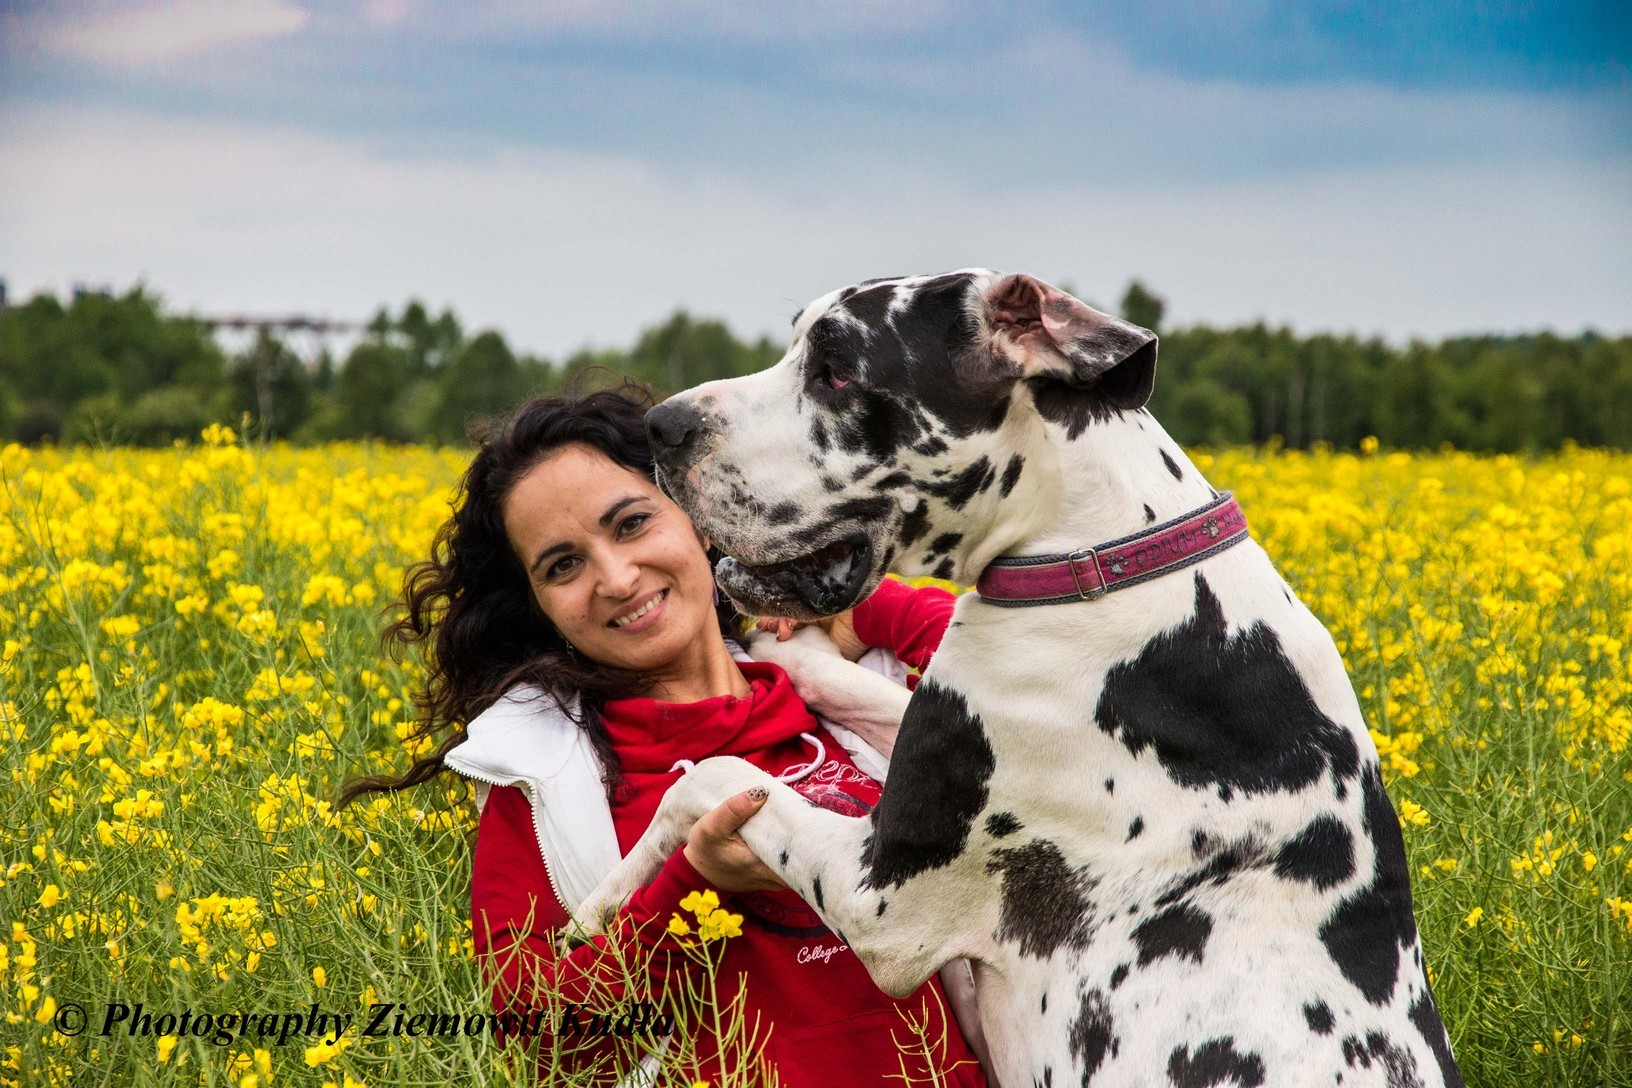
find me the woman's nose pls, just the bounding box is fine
[596,552,642,599]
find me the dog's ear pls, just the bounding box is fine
[983,274,1157,410]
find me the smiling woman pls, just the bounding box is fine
[336,381,988,1087]
[503,443,748,703]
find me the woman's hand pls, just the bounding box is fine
[753,609,868,661]
[682,788,788,893]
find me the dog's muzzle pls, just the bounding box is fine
[715,532,875,620]
[647,400,708,473]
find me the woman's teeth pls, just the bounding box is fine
[611,589,666,628]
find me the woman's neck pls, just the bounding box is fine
[644,629,753,703]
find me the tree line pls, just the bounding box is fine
[1,283,1627,451]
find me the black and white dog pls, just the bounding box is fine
[576,270,1463,1088]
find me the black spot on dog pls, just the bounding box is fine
[1161,448,1184,481]
[986,839,1097,958]
[841,282,896,327]
[925,456,993,511]
[927,532,963,556]
[1104,778,1115,794]
[899,503,931,550]
[829,496,894,525]
[914,435,949,456]
[985,811,1022,838]
[1158,834,1267,907]
[1217,784,1233,802]
[1408,989,1464,1086]
[1127,816,1145,841]
[765,501,800,521]
[1097,574,1362,795]
[1040,991,1047,1014]
[1069,990,1114,1084]
[933,558,955,579]
[809,418,830,453]
[873,470,912,491]
[1303,1001,1335,1034]
[863,680,996,888]
[1320,767,1420,1005]
[778,851,789,866]
[1000,454,1025,497]
[1274,816,1355,890]
[1132,903,1212,967]
[1109,963,1129,990]
[1144,503,1157,523]
[811,876,824,911]
[1343,1032,1424,1088]
[1167,1037,1265,1087]
[876,899,887,917]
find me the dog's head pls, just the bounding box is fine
[648,270,1157,618]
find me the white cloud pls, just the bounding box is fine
[30,0,308,67]
[0,106,1626,360]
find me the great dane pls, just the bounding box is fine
[575,270,1463,1088]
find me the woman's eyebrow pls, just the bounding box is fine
[529,495,653,575]
[598,494,649,527]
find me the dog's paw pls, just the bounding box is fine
[745,623,845,678]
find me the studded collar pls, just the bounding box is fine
[976,492,1250,607]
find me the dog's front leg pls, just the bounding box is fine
[572,757,951,998]
[570,756,776,936]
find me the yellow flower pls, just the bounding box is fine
[313,965,327,988]
[1582,852,1597,872]
[698,908,744,943]
[305,1034,351,1066]
[1464,907,1484,927]
[37,884,61,908]
[157,1034,178,1063]
[667,914,693,937]
[679,889,721,918]
[1397,800,1430,828]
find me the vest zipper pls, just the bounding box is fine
[447,762,573,914]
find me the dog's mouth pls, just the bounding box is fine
[715,531,877,620]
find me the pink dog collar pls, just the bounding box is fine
[976,493,1249,606]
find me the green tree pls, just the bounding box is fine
[1120,280,1166,334]
[229,330,313,439]
[434,331,521,442]
[336,342,410,439]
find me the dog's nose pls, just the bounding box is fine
[646,400,705,465]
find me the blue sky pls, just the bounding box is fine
[1,1,1627,356]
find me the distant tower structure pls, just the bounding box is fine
[193,313,365,371]
[0,278,8,309]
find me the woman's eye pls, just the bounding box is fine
[545,555,581,580]
[618,512,651,536]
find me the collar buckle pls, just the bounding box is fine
[1068,548,1106,600]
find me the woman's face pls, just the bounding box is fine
[502,443,722,676]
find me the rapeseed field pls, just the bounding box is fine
[2,428,1628,1086]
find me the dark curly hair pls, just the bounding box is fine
[338,379,741,808]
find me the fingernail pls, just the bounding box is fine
[747,787,768,802]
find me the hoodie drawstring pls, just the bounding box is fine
[667,732,826,785]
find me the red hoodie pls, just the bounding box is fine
[470,578,980,1087]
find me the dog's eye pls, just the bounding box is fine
[811,356,855,393]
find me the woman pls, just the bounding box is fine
[341,383,985,1087]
